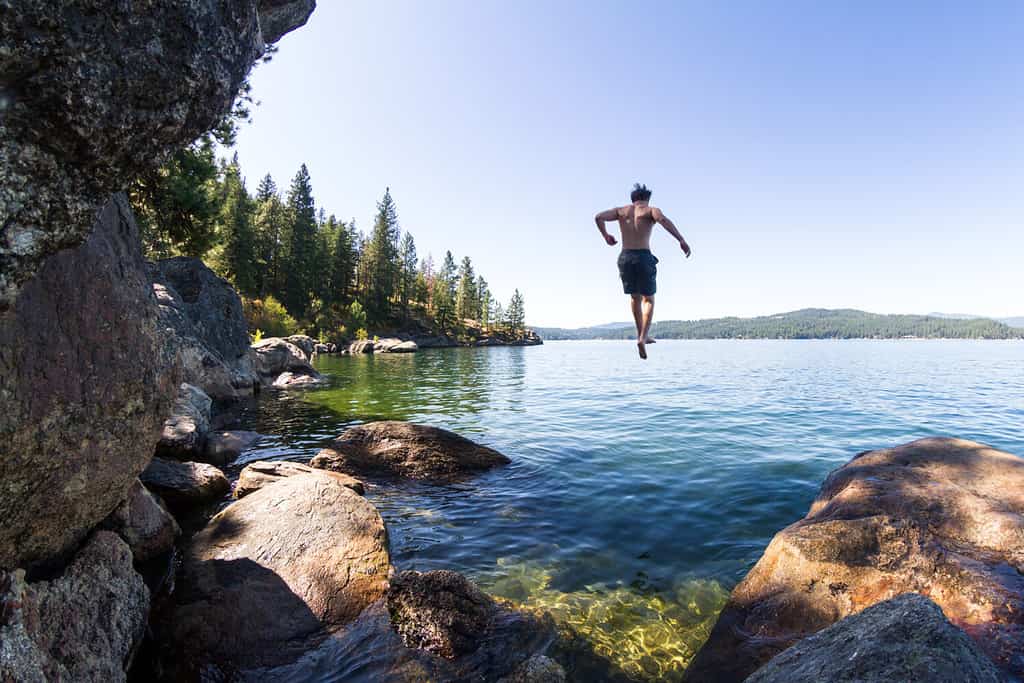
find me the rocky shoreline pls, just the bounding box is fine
[2,3,1022,682]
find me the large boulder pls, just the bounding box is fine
[684,438,1024,682]
[149,258,259,400]
[272,370,327,388]
[234,460,364,498]
[155,383,212,460]
[140,458,230,517]
[0,531,149,682]
[0,195,179,570]
[101,480,180,564]
[285,334,317,360]
[746,593,1001,683]
[0,1,315,308]
[252,337,320,384]
[153,472,390,676]
[311,421,511,480]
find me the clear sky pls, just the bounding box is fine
[235,1,1023,328]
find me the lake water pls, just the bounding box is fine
[230,340,1024,681]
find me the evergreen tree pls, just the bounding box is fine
[327,216,356,306]
[253,184,289,298]
[432,251,458,331]
[283,164,317,318]
[255,173,277,202]
[507,289,526,333]
[476,276,490,326]
[398,232,418,318]
[363,188,401,322]
[455,256,478,322]
[217,157,258,296]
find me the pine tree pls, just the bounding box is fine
[507,289,526,333]
[253,183,289,298]
[398,232,417,318]
[255,173,277,202]
[432,251,458,332]
[364,188,401,323]
[283,164,317,318]
[217,157,258,296]
[476,276,490,326]
[455,256,477,322]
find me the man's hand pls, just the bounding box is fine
[604,233,618,246]
[680,240,691,258]
[595,208,620,247]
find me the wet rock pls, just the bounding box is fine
[252,337,320,383]
[498,655,567,683]
[155,383,212,460]
[311,421,511,480]
[349,339,376,354]
[388,570,495,658]
[0,194,179,570]
[381,340,419,353]
[285,334,316,360]
[746,593,1001,683]
[101,480,180,564]
[154,472,390,675]
[272,370,327,388]
[0,1,313,307]
[0,531,149,682]
[412,334,457,348]
[234,460,364,498]
[149,258,259,400]
[314,342,330,354]
[203,430,263,466]
[684,438,1024,682]
[140,458,230,517]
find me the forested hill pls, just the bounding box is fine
[535,309,1024,340]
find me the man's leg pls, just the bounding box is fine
[640,295,655,344]
[630,295,643,337]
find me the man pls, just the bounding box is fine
[595,183,691,359]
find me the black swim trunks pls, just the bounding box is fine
[617,249,658,296]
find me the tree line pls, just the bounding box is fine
[130,148,527,342]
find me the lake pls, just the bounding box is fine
[229,340,1024,681]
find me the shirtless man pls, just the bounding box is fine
[594,183,691,359]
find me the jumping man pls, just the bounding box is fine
[594,183,691,359]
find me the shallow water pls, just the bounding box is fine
[230,340,1024,680]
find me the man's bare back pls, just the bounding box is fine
[593,183,691,359]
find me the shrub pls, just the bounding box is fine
[253,328,264,343]
[356,327,368,341]
[242,295,299,338]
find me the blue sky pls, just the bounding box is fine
[236,1,1023,328]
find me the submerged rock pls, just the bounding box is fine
[155,383,212,460]
[0,195,179,570]
[154,472,390,676]
[388,570,496,658]
[746,593,1001,683]
[684,437,1024,682]
[101,480,180,564]
[0,531,149,682]
[140,458,230,517]
[272,370,327,388]
[311,421,511,480]
[149,258,259,400]
[234,460,364,499]
[203,430,263,466]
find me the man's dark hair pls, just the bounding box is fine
[630,183,652,202]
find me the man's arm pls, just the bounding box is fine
[594,208,619,246]
[652,207,691,257]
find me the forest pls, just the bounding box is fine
[536,309,1024,340]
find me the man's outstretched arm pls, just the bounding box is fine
[594,208,619,246]
[653,207,691,257]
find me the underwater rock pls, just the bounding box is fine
[685,437,1024,682]
[153,472,389,676]
[140,458,230,517]
[745,593,1001,683]
[387,570,496,658]
[202,430,263,466]
[234,460,364,498]
[497,655,566,683]
[101,480,180,564]
[311,421,510,480]
[155,383,212,460]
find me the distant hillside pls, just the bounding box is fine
[929,312,1024,328]
[535,309,1024,341]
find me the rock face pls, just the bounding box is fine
[203,430,263,466]
[312,421,511,480]
[0,195,179,570]
[155,383,212,460]
[285,334,317,359]
[234,460,364,498]
[349,339,376,354]
[0,1,315,308]
[684,438,1024,682]
[140,458,230,517]
[149,258,259,400]
[252,337,321,384]
[154,472,390,676]
[0,531,149,682]
[102,480,180,564]
[745,593,1001,683]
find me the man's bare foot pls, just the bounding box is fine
[643,337,656,344]
[637,340,647,360]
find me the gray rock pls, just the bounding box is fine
[285,334,317,360]
[312,421,511,480]
[149,258,260,400]
[498,655,567,683]
[203,430,263,466]
[0,1,313,308]
[745,593,1002,683]
[140,458,230,517]
[101,480,180,563]
[154,472,390,676]
[234,460,364,498]
[314,342,330,354]
[0,531,149,682]
[383,340,419,353]
[252,337,320,383]
[272,370,327,388]
[349,339,376,354]
[0,195,179,570]
[155,383,212,460]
